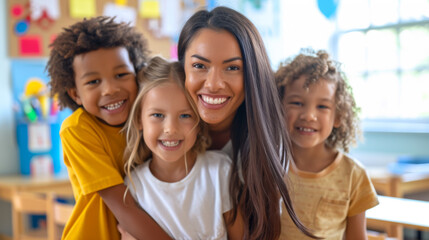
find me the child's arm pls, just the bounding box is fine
[98,184,172,240]
[344,212,367,240]
[223,209,244,240]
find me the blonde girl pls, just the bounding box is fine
[122,56,243,239]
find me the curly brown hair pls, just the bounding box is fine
[275,49,361,152]
[47,16,149,111]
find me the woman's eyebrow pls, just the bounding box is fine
[191,54,210,63]
[223,57,242,63]
[191,55,242,64]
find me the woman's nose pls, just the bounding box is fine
[204,68,225,92]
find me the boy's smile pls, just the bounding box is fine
[68,47,137,126]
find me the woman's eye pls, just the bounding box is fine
[318,105,329,109]
[192,63,205,69]
[227,65,240,71]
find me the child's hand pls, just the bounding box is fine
[118,224,138,240]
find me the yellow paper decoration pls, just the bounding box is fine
[115,0,128,6]
[139,0,160,18]
[70,0,96,19]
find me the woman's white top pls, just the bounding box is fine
[125,151,232,240]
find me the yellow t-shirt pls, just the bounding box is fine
[280,152,379,240]
[60,108,125,240]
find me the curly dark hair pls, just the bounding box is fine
[275,49,361,152]
[47,16,149,111]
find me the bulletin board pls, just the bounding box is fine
[7,0,205,58]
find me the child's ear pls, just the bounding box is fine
[334,114,341,128]
[67,88,82,105]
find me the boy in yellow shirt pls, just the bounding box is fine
[47,17,170,239]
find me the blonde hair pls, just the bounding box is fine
[275,49,361,152]
[123,56,210,179]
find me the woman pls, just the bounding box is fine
[120,6,314,240]
[178,6,313,239]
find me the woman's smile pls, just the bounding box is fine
[184,29,245,131]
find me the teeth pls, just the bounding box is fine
[299,127,315,132]
[161,140,180,147]
[202,95,227,105]
[105,100,124,110]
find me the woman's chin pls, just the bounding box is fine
[201,114,224,125]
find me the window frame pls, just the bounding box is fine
[331,9,429,133]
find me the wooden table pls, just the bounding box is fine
[367,168,429,240]
[0,174,72,240]
[368,167,429,198]
[367,196,429,235]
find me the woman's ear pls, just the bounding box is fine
[67,88,82,105]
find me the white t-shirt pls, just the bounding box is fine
[221,140,233,159]
[125,150,232,240]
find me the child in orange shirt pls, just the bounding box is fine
[47,16,170,239]
[276,49,379,240]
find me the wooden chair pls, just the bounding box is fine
[12,191,48,240]
[12,191,74,240]
[367,230,398,240]
[46,193,74,240]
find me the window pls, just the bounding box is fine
[334,0,429,132]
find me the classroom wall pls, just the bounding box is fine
[1,0,429,174]
[0,0,19,174]
[351,132,429,167]
[0,0,16,235]
[0,0,428,236]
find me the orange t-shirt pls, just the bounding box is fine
[60,108,125,240]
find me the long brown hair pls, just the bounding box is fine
[178,7,315,239]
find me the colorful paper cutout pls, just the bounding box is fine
[70,0,96,19]
[139,0,160,18]
[103,3,136,26]
[159,0,181,38]
[15,20,29,35]
[11,4,24,18]
[30,0,60,20]
[19,36,42,56]
[115,0,128,6]
[49,34,57,46]
[30,155,53,177]
[170,43,178,60]
[28,123,51,152]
